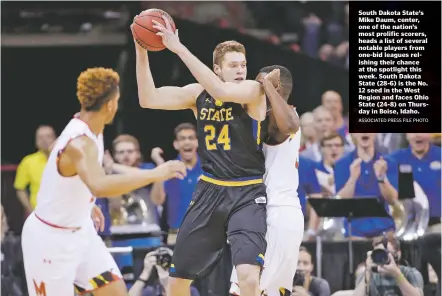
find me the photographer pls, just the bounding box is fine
[129,247,200,296]
[293,246,331,296]
[354,235,423,296]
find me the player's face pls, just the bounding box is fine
[217,52,247,83]
[114,142,140,167]
[406,133,431,153]
[174,129,198,162]
[105,92,120,124]
[353,133,376,149]
[36,126,56,152]
[297,250,313,275]
[321,92,342,116]
[321,137,344,164]
[313,110,334,137]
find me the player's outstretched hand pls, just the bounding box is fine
[152,15,185,54]
[156,160,187,181]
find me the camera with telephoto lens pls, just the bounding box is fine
[293,270,305,286]
[155,247,172,269]
[371,248,391,266]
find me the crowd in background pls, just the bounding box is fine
[2,87,441,295]
[142,1,349,68]
[1,2,440,295]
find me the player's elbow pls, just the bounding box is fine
[89,186,107,198]
[87,181,109,198]
[138,93,153,108]
[280,122,299,135]
[138,91,160,109]
[278,115,300,135]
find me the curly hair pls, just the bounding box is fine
[213,40,246,66]
[77,67,120,111]
[259,65,293,101]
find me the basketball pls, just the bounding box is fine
[131,9,176,52]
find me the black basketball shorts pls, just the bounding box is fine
[169,177,267,280]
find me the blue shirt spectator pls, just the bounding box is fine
[95,198,112,237]
[96,160,160,237]
[299,155,322,215]
[314,133,346,194]
[150,123,200,231]
[389,134,441,219]
[165,155,202,229]
[334,133,398,238]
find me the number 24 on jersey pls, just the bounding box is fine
[204,124,231,151]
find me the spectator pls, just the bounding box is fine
[353,234,423,296]
[318,44,334,62]
[301,13,323,58]
[301,106,335,161]
[299,112,318,153]
[389,133,441,233]
[431,133,441,146]
[332,41,349,67]
[150,123,202,244]
[309,133,346,240]
[320,91,352,147]
[14,125,56,215]
[104,134,160,225]
[376,133,404,155]
[94,170,112,241]
[129,247,199,296]
[298,156,323,240]
[294,246,331,296]
[334,133,398,238]
[315,133,345,196]
[1,205,27,296]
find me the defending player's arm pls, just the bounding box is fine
[134,43,202,110]
[262,73,299,135]
[63,136,186,197]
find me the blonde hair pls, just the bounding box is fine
[213,40,246,66]
[112,134,140,152]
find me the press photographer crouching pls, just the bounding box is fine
[292,246,331,296]
[354,234,423,296]
[129,247,200,296]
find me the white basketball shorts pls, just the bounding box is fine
[230,205,304,294]
[22,213,122,296]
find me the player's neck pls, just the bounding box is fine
[356,146,375,162]
[77,111,105,136]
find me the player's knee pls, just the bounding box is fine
[168,277,192,294]
[236,264,260,289]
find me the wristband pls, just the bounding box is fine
[377,176,385,183]
[306,229,317,236]
[137,277,149,284]
[396,273,406,282]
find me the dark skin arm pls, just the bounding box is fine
[258,70,300,144]
[60,136,186,197]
